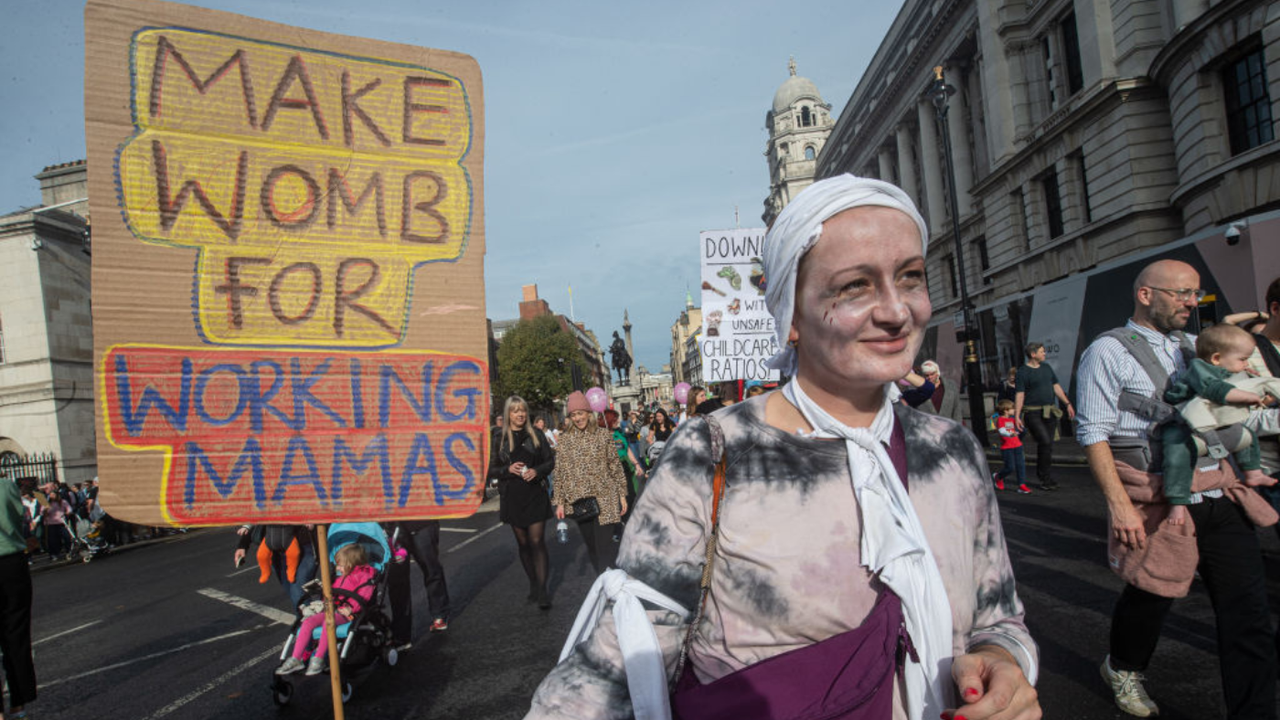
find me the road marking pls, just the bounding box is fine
[144,646,280,720]
[42,627,262,689]
[198,587,295,625]
[446,522,504,553]
[35,620,101,646]
[441,527,477,533]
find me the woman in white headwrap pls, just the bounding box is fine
[527,176,1040,720]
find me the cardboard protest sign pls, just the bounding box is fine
[699,228,779,383]
[87,0,488,526]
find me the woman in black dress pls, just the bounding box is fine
[646,408,676,443]
[488,396,556,608]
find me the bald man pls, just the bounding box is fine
[1076,259,1276,718]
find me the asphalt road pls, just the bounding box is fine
[24,469,1280,719]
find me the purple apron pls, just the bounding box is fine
[670,419,913,720]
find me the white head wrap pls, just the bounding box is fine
[763,174,929,376]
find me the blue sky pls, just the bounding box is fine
[1,0,903,371]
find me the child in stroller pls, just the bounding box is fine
[276,542,375,676]
[271,523,397,705]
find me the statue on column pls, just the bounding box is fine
[609,331,632,385]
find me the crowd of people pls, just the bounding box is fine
[485,383,757,610]
[8,173,1280,720]
[522,175,1280,720]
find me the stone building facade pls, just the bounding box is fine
[668,292,702,386]
[817,0,1280,386]
[488,284,610,402]
[763,59,836,226]
[0,161,96,484]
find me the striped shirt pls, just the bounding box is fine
[1076,320,1225,502]
[1075,320,1191,447]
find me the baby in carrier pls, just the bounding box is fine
[1162,323,1279,525]
[276,543,376,676]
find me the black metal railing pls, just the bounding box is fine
[0,451,60,490]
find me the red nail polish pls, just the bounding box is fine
[963,688,979,699]
[955,716,968,720]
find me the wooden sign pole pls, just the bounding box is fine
[315,525,345,720]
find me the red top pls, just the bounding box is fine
[996,416,1022,450]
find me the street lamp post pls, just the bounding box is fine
[557,356,584,393]
[928,66,988,446]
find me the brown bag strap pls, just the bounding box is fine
[674,415,728,686]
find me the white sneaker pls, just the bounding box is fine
[305,655,328,676]
[1100,655,1160,717]
[276,657,305,675]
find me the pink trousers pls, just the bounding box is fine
[291,612,353,660]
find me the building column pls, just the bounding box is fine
[878,147,895,184]
[895,124,919,207]
[976,1,1018,165]
[916,100,946,231]
[945,64,975,217]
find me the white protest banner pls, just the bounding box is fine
[699,228,779,383]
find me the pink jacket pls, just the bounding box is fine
[333,564,377,613]
[1111,459,1277,597]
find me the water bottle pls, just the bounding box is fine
[555,520,569,544]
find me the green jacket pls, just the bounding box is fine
[1164,358,1235,406]
[0,479,28,557]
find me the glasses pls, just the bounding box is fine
[1145,286,1207,303]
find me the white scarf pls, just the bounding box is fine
[783,380,954,720]
[559,569,689,720]
[763,174,929,377]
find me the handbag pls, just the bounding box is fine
[571,497,600,521]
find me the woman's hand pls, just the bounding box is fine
[902,371,927,387]
[619,496,628,516]
[946,645,1041,720]
[555,505,565,520]
[508,462,525,477]
[521,466,537,482]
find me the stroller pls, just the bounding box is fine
[270,523,398,706]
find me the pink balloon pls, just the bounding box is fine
[585,387,609,413]
[673,382,691,405]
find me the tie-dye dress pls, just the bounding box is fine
[527,395,1037,718]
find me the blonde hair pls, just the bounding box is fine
[502,395,541,453]
[335,543,368,569]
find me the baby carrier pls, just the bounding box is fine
[270,523,398,707]
[1102,328,1257,461]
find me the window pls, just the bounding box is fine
[1040,168,1065,239]
[946,255,958,298]
[1042,36,1057,110]
[1224,46,1274,155]
[804,146,816,161]
[801,106,812,127]
[1061,13,1084,95]
[973,236,991,285]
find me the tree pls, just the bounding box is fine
[493,315,586,411]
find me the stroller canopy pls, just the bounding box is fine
[326,523,391,572]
